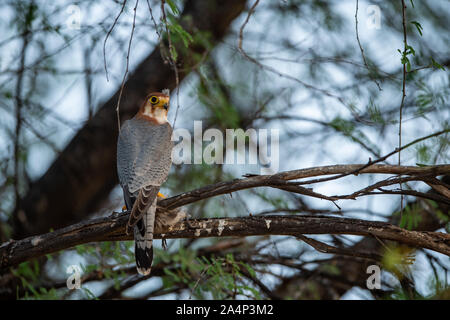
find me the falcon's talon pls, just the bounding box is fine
[186,220,196,230]
[110,211,121,218]
[157,192,166,198]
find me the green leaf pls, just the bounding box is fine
[24,3,38,30]
[169,45,178,62]
[3,91,12,99]
[164,268,181,282]
[167,16,194,48]
[330,117,354,134]
[398,204,422,230]
[240,262,256,278]
[166,0,180,15]
[415,163,429,167]
[367,100,386,124]
[400,54,409,65]
[431,58,445,71]
[406,45,416,56]
[320,263,341,275]
[82,288,98,300]
[410,21,423,36]
[416,144,431,163]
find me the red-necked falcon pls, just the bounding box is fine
[117,91,173,275]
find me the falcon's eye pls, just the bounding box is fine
[149,96,159,104]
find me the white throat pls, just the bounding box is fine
[143,106,167,124]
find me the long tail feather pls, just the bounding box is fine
[126,186,159,234]
[134,196,157,275]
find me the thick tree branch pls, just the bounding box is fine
[2,211,450,270]
[2,163,448,269]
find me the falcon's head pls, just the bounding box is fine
[138,91,170,124]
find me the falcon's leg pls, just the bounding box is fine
[122,187,135,211]
[155,206,188,251]
[155,207,188,229]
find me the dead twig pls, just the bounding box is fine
[103,0,128,82]
[115,0,140,131]
[355,0,382,90]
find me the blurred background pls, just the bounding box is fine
[0,0,448,299]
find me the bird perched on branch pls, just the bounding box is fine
[117,90,174,275]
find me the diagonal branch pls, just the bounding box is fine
[161,163,450,209]
[296,234,383,262]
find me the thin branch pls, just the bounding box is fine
[83,44,94,120]
[238,0,260,52]
[425,178,450,199]
[399,0,408,217]
[21,118,61,155]
[160,0,181,128]
[297,234,382,262]
[237,0,353,116]
[146,0,161,39]
[287,129,449,187]
[116,0,139,131]
[103,0,128,82]
[13,24,31,214]
[336,174,444,201]
[163,164,449,211]
[355,0,382,90]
